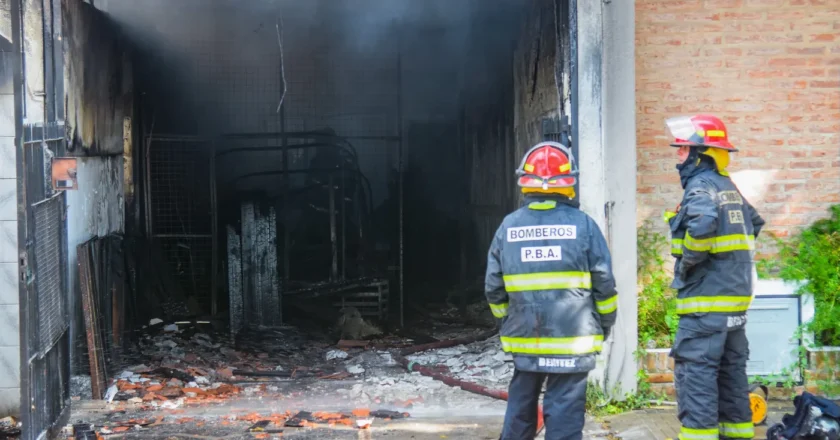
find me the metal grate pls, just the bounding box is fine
[157,237,213,302]
[32,192,67,354]
[147,138,216,304]
[148,139,213,236]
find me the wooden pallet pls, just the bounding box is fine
[333,280,389,321]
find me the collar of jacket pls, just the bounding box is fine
[677,151,717,189]
[522,194,580,209]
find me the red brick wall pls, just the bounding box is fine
[636,0,840,244]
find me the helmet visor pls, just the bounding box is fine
[665,116,700,146]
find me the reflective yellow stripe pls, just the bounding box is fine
[503,272,592,292]
[684,233,713,252]
[675,296,752,315]
[683,233,755,254]
[528,200,557,210]
[672,238,684,255]
[679,426,719,440]
[489,302,508,318]
[500,335,603,355]
[663,210,677,224]
[719,422,754,439]
[596,295,617,314]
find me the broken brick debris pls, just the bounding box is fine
[247,420,271,432]
[284,411,315,428]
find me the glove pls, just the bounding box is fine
[603,326,612,340]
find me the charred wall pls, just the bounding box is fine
[459,0,563,284]
[62,0,132,372]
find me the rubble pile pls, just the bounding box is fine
[406,336,513,390]
[105,364,242,407]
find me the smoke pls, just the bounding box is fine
[92,0,523,205]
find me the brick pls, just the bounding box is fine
[789,161,827,170]
[747,69,785,78]
[704,0,743,7]
[810,123,840,133]
[647,373,675,384]
[762,34,806,44]
[768,57,809,67]
[810,33,837,42]
[810,80,840,88]
[746,47,785,56]
[745,0,785,5]
[786,46,827,55]
[722,11,764,20]
[742,22,787,32]
[726,102,764,112]
[637,0,704,11]
[785,68,827,77]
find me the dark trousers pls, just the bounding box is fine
[672,325,753,440]
[501,369,588,440]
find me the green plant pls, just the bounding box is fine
[637,221,678,348]
[776,205,840,346]
[584,349,667,417]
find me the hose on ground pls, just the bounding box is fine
[392,329,546,435]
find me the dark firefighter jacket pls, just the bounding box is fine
[666,156,765,323]
[485,195,618,374]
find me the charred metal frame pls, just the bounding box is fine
[14,0,73,436]
[217,132,376,285]
[144,129,402,323]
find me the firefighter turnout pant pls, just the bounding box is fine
[671,319,754,440]
[501,369,588,440]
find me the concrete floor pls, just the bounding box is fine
[67,375,794,440]
[69,397,794,440]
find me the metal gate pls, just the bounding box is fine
[20,125,71,440]
[144,136,217,314]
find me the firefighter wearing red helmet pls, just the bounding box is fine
[663,115,765,440]
[485,141,618,440]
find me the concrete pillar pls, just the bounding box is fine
[577,0,638,398]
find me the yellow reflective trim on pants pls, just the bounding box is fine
[500,335,603,355]
[489,302,508,318]
[683,233,755,254]
[596,295,618,314]
[675,295,752,315]
[679,426,719,440]
[719,422,754,439]
[503,271,592,292]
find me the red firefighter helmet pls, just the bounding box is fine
[516,141,578,189]
[665,114,738,152]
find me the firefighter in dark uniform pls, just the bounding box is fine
[663,114,766,440]
[485,141,619,440]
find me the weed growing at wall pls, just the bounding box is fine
[637,221,678,348]
[584,349,667,416]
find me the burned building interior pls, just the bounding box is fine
[73,0,557,354]
[24,0,629,433]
